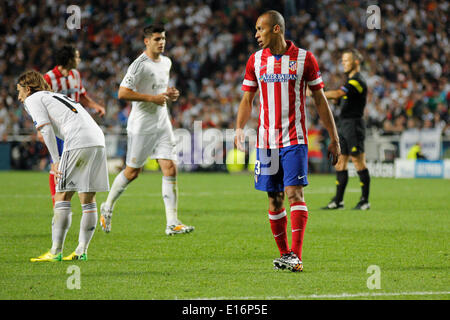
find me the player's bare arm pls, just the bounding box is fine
[324,89,346,100]
[235,91,256,151]
[311,88,341,165]
[79,94,106,117]
[118,86,169,105]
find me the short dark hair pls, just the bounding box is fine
[261,10,285,34]
[343,48,363,63]
[143,24,165,38]
[55,45,77,68]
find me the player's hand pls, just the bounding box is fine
[152,94,170,105]
[327,140,341,166]
[234,128,245,152]
[94,104,106,117]
[51,162,62,183]
[166,87,180,102]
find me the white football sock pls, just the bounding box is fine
[51,201,72,255]
[105,170,130,212]
[162,176,178,226]
[76,203,98,255]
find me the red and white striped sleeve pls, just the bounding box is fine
[241,53,258,92]
[43,73,52,88]
[304,51,324,91]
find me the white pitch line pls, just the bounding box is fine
[191,291,450,300]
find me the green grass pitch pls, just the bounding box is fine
[0,171,448,300]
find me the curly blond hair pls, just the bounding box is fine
[17,70,52,94]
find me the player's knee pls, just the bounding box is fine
[163,167,177,177]
[335,155,349,171]
[55,191,74,202]
[351,154,366,171]
[124,167,141,181]
[285,186,304,204]
[353,162,367,172]
[160,160,177,177]
[79,192,96,204]
[268,192,284,211]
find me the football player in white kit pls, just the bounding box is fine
[100,24,194,235]
[17,70,109,262]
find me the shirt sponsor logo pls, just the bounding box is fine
[259,73,298,83]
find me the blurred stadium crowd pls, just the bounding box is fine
[0,0,449,169]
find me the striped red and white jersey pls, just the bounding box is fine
[241,40,324,149]
[44,66,86,102]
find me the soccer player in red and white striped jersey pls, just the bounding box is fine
[45,65,85,103]
[235,10,340,272]
[241,45,324,149]
[43,45,106,206]
[44,46,105,113]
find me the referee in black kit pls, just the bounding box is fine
[321,49,371,210]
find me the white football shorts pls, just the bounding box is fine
[56,146,110,193]
[126,130,177,168]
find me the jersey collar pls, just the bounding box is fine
[265,40,296,57]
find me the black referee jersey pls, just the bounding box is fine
[339,72,367,119]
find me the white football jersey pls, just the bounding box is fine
[120,52,173,135]
[24,91,105,151]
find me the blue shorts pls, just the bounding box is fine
[254,144,308,192]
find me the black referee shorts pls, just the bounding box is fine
[337,118,366,156]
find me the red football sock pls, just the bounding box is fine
[268,208,290,256]
[290,201,308,260]
[49,172,56,207]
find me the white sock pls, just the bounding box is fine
[51,201,72,255]
[162,176,178,226]
[105,170,130,212]
[76,203,98,255]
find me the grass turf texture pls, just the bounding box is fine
[0,171,448,300]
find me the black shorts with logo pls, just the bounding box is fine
[338,118,365,156]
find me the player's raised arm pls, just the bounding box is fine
[311,88,340,165]
[118,86,169,106]
[235,91,256,151]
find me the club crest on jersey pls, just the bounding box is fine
[289,61,297,72]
